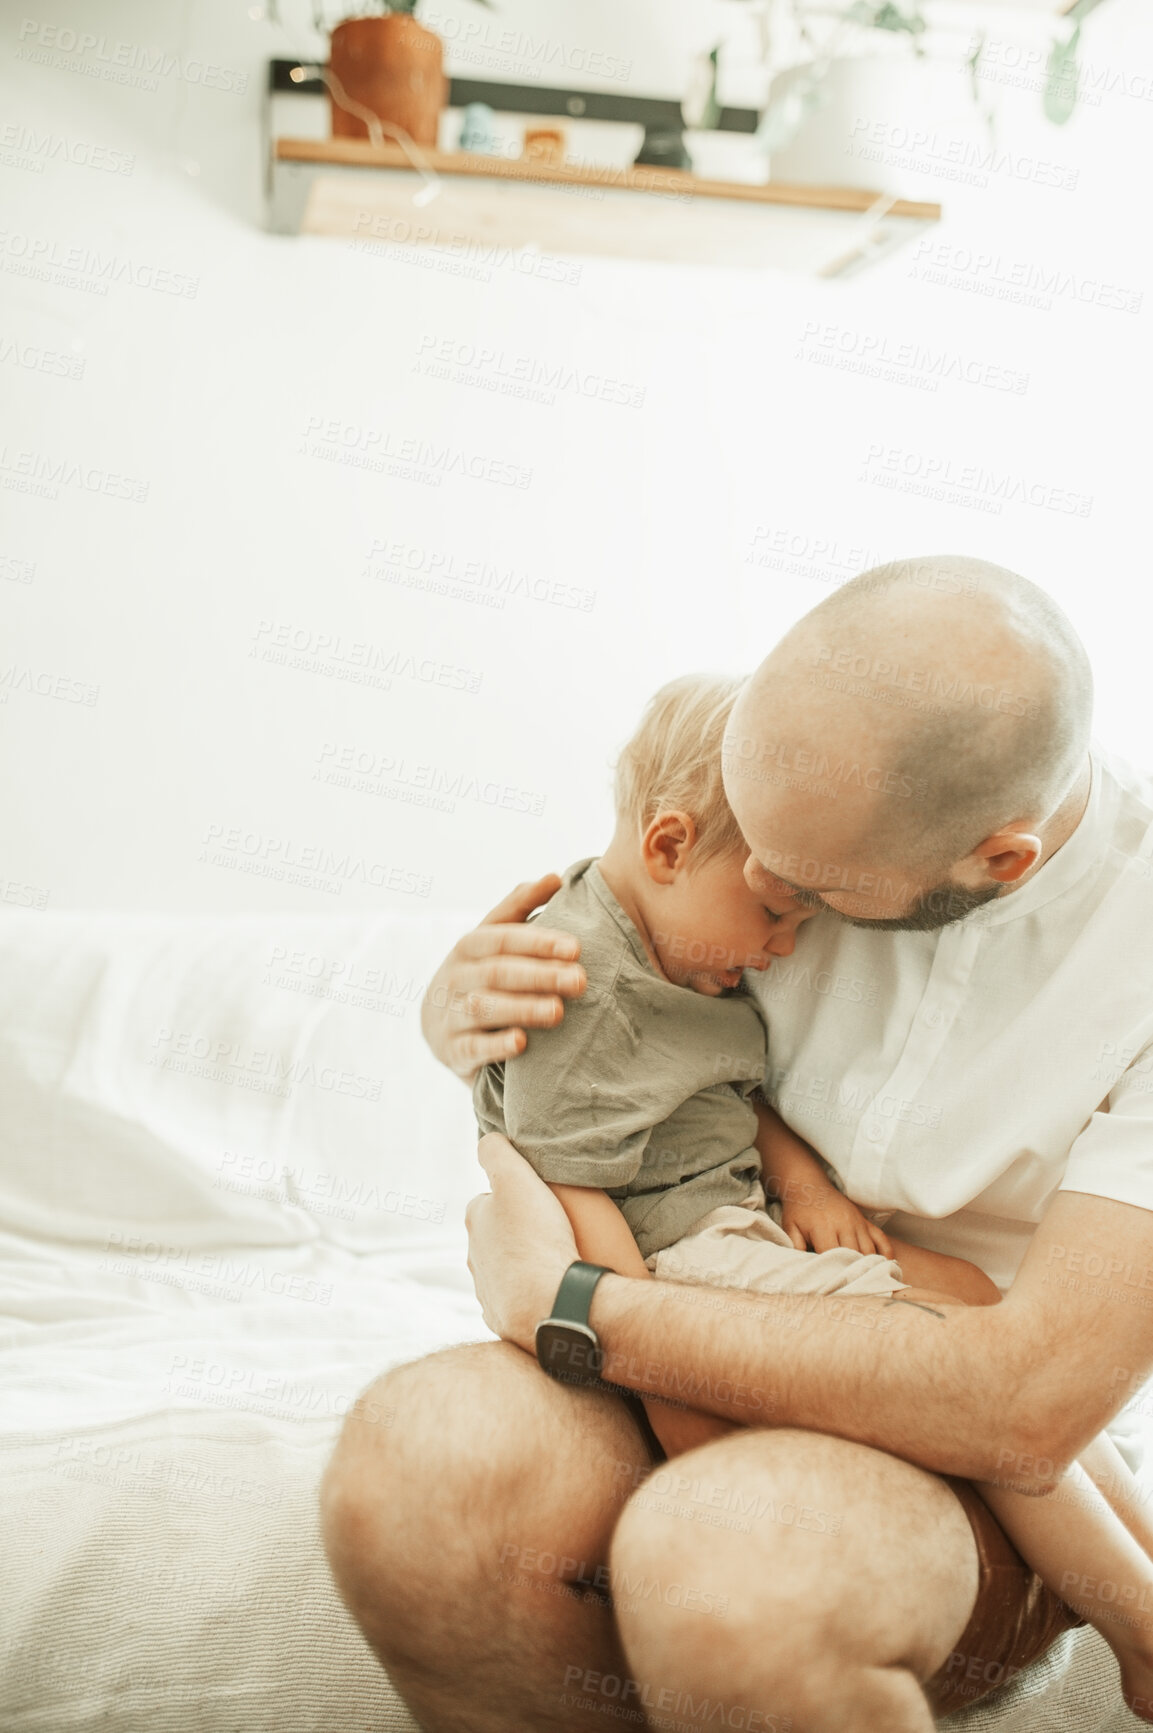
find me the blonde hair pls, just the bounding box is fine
[613,674,748,867]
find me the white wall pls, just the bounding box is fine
[2,0,1151,917]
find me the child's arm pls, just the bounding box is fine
[548,1184,735,1462]
[755,1100,894,1256]
[548,1184,653,1281]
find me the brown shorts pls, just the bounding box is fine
[621,1398,1084,1719]
[923,1477,1086,1715]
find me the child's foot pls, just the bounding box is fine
[1113,1636,1153,1724]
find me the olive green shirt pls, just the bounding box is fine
[472,857,768,1259]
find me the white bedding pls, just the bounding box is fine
[0,907,1143,1730]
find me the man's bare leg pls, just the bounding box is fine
[322,1346,982,1733]
[611,1427,981,1733]
[321,1340,656,1731]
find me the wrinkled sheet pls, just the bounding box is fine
[0,906,1145,1730]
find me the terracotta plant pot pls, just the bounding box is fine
[329,14,445,148]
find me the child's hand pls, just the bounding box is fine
[779,1184,894,1258]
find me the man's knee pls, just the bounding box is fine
[321,1343,537,1659]
[322,1343,524,1580]
[611,1427,978,1705]
[321,1340,651,1615]
[610,1428,886,1638]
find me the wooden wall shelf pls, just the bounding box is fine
[269,137,941,277]
[276,137,941,222]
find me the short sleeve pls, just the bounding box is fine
[1060,1043,1153,1214]
[475,982,664,1188]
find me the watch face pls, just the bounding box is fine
[535,1320,603,1386]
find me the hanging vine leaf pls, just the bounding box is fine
[844,0,925,35]
[685,45,723,131]
[757,68,828,153]
[1044,22,1081,125]
[965,30,984,95]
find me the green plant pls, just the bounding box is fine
[963,0,1109,128]
[842,2,926,47]
[746,0,1112,146]
[753,0,932,151]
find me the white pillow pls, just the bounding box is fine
[0,908,481,1252]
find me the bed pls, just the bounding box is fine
[0,906,1142,1730]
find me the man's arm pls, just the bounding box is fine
[468,1135,1153,1490]
[421,876,587,1080]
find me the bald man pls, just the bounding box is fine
[322,557,1153,1732]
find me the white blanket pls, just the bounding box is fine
[0,907,1144,1730]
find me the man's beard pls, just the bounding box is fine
[839,877,1003,932]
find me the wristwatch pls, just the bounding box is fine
[535,1260,611,1386]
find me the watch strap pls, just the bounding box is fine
[548,1259,610,1328]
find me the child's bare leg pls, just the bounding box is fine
[883,1261,1153,1717]
[882,1235,1005,1314]
[1079,1432,1153,1556]
[886,1235,1003,1306]
[887,1267,1153,1717]
[981,1450,1153,1721]
[548,1185,735,1460]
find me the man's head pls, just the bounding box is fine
[612,675,816,992]
[723,556,1094,930]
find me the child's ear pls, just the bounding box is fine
[641,811,698,883]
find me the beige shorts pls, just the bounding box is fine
[646,1191,907,1298]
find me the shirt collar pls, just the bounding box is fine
[965,746,1113,928]
[584,858,658,973]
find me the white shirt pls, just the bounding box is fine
[749,744,1153,1296]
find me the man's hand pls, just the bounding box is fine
[780,1183,894,1258]
[466,1133,578,1351]
[421,875,587,1081]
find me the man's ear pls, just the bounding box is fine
[969,826,1043,885]
[641,811,697,883]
